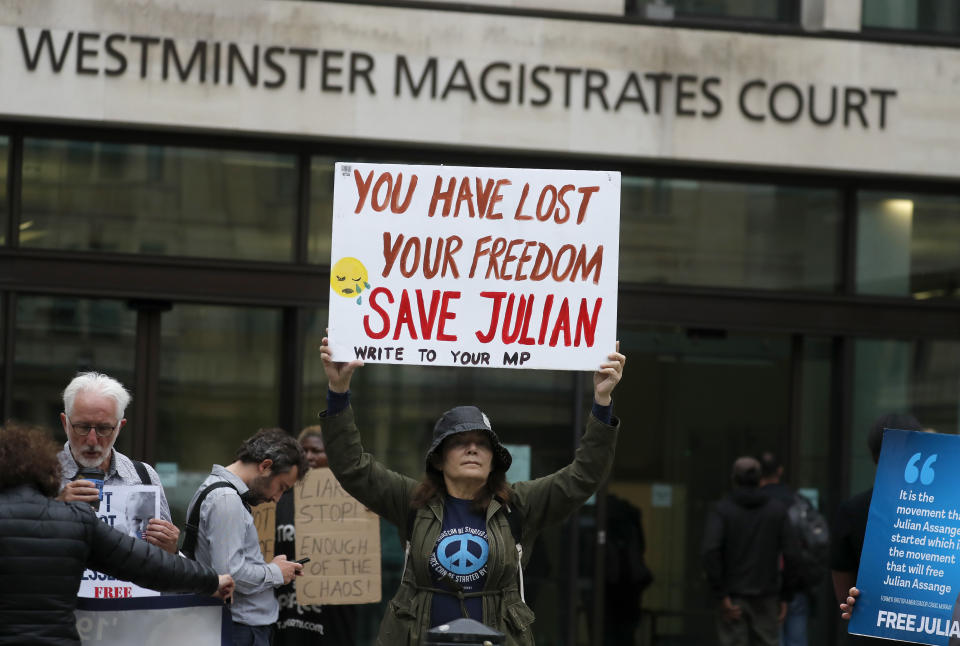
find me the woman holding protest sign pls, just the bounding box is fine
[0,423,234,646]
[318,334,624,645]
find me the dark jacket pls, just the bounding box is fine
[701,486,801,601]
[323,405,619,646]
[0,485,220,646]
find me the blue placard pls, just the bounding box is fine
[849,429,960,644]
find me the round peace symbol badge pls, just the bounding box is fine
[437,533,489,575]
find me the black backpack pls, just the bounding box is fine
[787,491,830,589]
[181,481,245,560]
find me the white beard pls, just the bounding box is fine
[71,437,117,469]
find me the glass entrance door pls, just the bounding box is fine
[578,326,835,646]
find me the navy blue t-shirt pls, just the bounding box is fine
[429,497,489,625]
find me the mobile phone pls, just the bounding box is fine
[294,557,310,565]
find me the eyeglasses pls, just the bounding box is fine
[65,414,119,438]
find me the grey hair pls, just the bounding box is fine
[62,372,132,421]
[235,428,308,480]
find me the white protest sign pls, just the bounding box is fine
[328,163,620,371]
[76,595,229,645]
[78,485,162,599]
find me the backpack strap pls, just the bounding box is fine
[502,503,525,602]
[182,481,241,560]
[132,460,151,486]
[504,504,522,548]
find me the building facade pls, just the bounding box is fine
[1,0,959,643]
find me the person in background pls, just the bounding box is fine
[603,493,653,645]
[273,425,358,645]
[702,456,802,646]
[0,423,234,646]
[758,451,824,646]
[57,371,180,553]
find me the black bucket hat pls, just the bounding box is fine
[425,406,512,472]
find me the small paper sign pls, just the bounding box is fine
[251,501,277,562]
[78,485,162,598]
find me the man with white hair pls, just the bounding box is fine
[56,371,180,553]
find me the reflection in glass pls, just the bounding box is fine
[798,337,833,490]
[598,327,795,643]
[621,177,841,291]
[857,191,960,299]
[156,304,281,522]
[302,308,575,644]
[309,156,410,265]
[11,296,137,456]
[850,339,960,493]
[21,139,297,261]
[863,0,960,37]
[0,136,7,245]
[308,157,336,264]
[796,336,835,645]
[627,0,800,22]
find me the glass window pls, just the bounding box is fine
[302,308,578,644]
[849,338,960,493]
[309,156,410,265]
[857,191,960,299]
[863,0,960,37]
[627,0,800,23]
[599,326,801,644]
[20,139,297,261]
[11,295,137,455]
[308,157,335,264]
[0,136,8,245]
[621,177,841,291]
[155,304,282,522]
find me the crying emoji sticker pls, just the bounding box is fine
[331,257,371,304]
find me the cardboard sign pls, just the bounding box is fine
[78,485,161,599]
[849,429,960,644]
[294,468,381,605]
[251,501,276,562]
[328,163,620,371]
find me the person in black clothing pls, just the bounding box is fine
[604,494,652,646]
[702,456,801,646]
[273,425,358,645]
[759,452,814,646]
[831,412,923,646]
[0,423,234,646]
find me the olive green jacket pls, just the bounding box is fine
[322,405,620,646]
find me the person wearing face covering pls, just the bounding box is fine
[318,335,625,645]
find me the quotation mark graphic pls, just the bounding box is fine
[904,452,937,485]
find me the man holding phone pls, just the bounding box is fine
[185,428,309,646]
